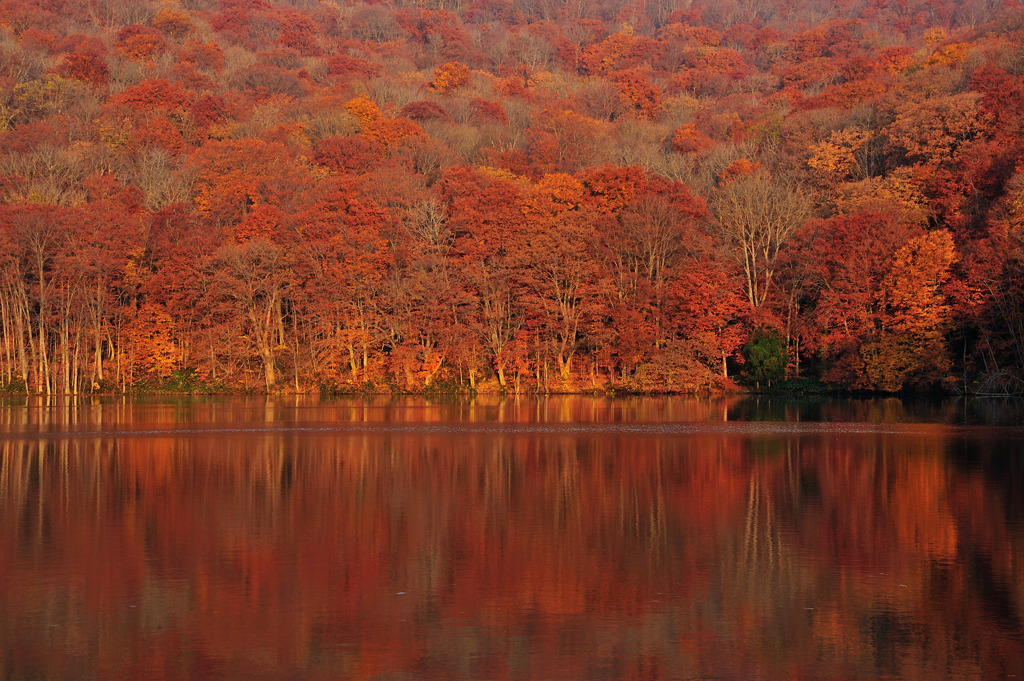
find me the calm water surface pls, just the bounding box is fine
[0,396,1022,680]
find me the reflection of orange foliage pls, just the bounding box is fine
[890,458,958,559]
[0,399,1022,680]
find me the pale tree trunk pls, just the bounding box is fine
[0,289,12,385]
[711,173,810,309]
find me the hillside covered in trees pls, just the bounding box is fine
[0,0,1022,394]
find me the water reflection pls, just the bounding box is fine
[0,397,1021,680]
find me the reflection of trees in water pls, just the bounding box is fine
[741,474,785,578]
[967,396,1024,426]
[714,463,834,677]
[756,432,1024,679]
[0,409,1022,680]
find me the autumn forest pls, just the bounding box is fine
[1,0,1023,395]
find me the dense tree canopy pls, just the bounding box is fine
[1,0,1022,394]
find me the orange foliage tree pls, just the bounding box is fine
[0,0,1020,393]
[191,138,311,228]
[862,230,957,391]
[430,61,470,94]
[344,94,382,126]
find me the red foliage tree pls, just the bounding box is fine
[54,50,108,86]
[114,25,167,61]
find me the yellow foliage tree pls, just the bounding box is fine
[808,129,872,182]
[125,303,179,381]
[922,28,947,47]
[151,8,194,39]
[343,94,382,127]
[430,62,470,94]
[884,93,985,166]
[927,42,972,66]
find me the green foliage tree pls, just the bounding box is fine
[743,327,788,388]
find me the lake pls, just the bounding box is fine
[0,395,1022,680]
